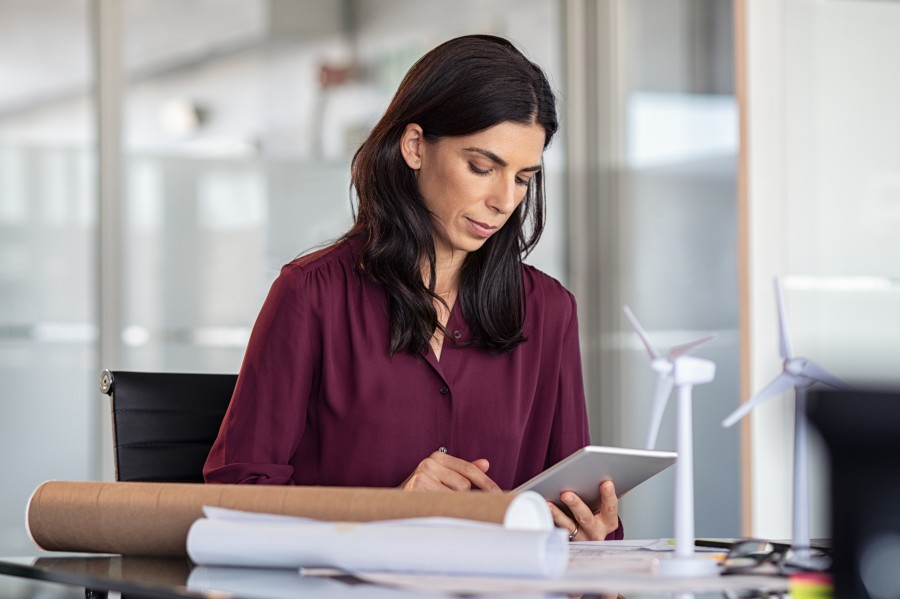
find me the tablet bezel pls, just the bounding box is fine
[513,445,677,510]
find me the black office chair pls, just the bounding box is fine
[88,371,236,599]
[99,369,237,483]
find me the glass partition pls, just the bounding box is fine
[116,0,565,377]
[0,1,96,555]
[603,0,741,539]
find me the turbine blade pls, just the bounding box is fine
[646,374,675,450]
[722,372,795,427]
[775,277,794,360]
[623,305,661,360]
[798,360,851,390]
[668,333,718,359]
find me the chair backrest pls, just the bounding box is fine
[100,369,237,483]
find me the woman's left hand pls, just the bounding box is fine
[548,480,619,541]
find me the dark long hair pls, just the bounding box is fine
[348,34,559,355]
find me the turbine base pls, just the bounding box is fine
[654,555,719,577]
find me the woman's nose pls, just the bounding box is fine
[487,177,519,215]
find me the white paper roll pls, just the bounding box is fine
[502,490,554,530]
[186,507,568,578]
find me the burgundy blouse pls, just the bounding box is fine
[204,235,622,538]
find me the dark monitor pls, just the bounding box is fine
[807,387,900,599]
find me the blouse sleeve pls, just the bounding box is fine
[544,290,591,465]
[204,264,318,485]
[547,290,625,540]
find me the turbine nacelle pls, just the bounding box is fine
[672,355,716,386]
[785,357,806,377]
[623,306,718,450]
[651,359,673,376]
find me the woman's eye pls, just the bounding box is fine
[515,177,531,187]
[469,163,490,176]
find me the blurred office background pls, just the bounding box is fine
[1,0,898,568]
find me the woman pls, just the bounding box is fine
[204,34,622,541]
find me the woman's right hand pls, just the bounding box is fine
[400,451,502,492]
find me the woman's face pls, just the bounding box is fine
[401,121,546,260]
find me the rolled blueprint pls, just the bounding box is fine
[187,507,569,578]
[26,481,552,557]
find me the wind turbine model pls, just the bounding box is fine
[722,277,848,560]
[624,306,719,577]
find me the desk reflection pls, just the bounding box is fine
[7,555,786,599]
[27,556,541,599]
[187,565,446,598]
[34,555,192,586]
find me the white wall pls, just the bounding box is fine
[745,0,900,539]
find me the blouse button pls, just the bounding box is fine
[438,446,448,453]
[452,330,461,339]
[439,385,450,395]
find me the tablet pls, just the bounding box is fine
[514,445,677,510]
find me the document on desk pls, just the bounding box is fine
[186,506,568,578]
[348,541,788,596]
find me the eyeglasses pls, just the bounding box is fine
[721,540,831,576]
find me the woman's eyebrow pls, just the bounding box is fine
[463,147,542,172]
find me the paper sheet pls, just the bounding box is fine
[352,570,788,595]
[351,542,785,595]
[186,507,569,578]
[306,540,787,595]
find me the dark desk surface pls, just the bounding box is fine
[0,556,494,599]
[0,554,790,599]
[0,555,199,599]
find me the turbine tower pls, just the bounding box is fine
[722,277,848,560]
[624,306,719,577]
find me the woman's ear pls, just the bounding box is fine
[399,123,424,170]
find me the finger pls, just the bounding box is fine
[468,458,502,492]
[547,500,576,533]
[421,456,481,491]
[471,458,490,473]
[460,461,501,492]
[561,491,596,537]
[432,453,501,492]
[401,471,457,491]
[596,480,619,530]
[401,456,475,491]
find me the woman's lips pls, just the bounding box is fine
[466,217,497,238]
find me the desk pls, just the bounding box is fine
[0,555,441,599]
[0,555,791,599]
[0,556,196,599]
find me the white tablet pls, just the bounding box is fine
[514,445,677,510]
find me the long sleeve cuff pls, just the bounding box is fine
[604,517,624,540]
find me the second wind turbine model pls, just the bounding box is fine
[624,306,719,577]
[722,277,848,561]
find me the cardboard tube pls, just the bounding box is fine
[27,481,536,557]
